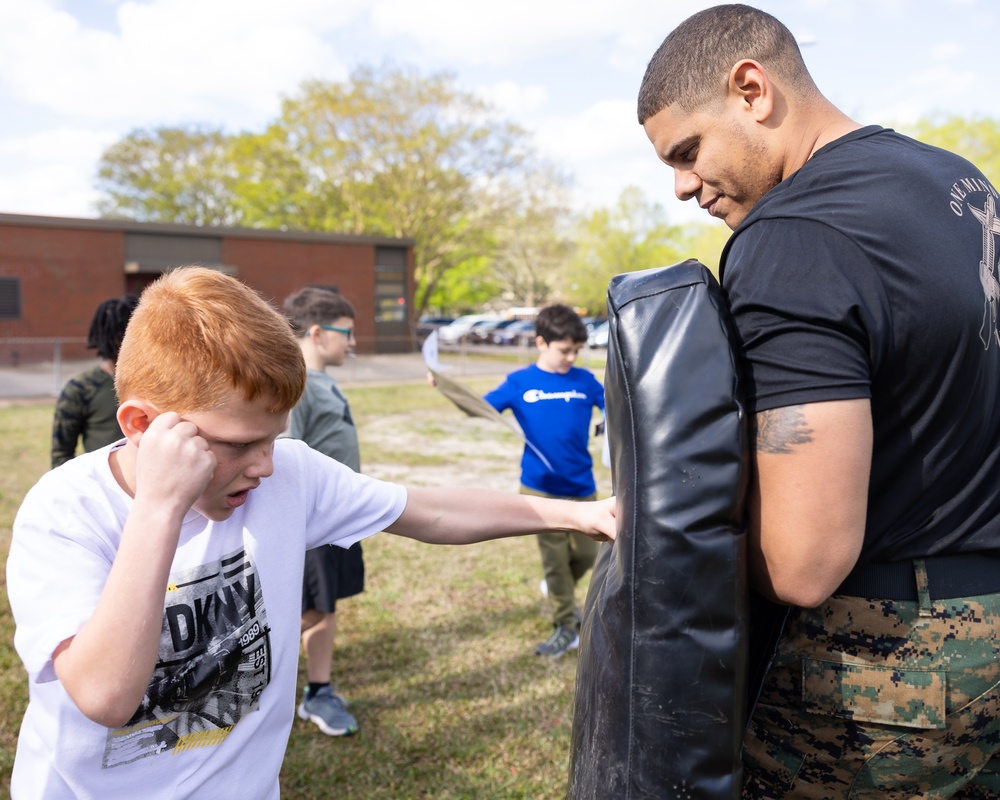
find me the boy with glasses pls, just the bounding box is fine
[283,286,362,737]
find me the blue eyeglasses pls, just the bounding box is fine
[319,324,354,337]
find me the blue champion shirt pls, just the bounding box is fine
[484,363,605,497]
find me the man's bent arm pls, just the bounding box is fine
[749,398,872,607]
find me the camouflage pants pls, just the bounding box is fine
[743,585,1000,799]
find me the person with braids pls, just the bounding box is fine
[51,295,139,467]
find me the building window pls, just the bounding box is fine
[124,233,229,274]
[0,276,21,320]
[374,247,408,323]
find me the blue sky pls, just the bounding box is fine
[0,0,995,226]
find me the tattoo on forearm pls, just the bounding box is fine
[753,406,813,454]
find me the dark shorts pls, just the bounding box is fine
[302,542,365,614]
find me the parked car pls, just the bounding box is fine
[493,318,536,346]
[416,315,455,342]
[588,319,609,348]
[469,318,519,344]
[436,314,502,344]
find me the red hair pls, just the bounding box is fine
[116,267,306,414]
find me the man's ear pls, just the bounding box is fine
[729,59,774,122]
[117,399,160,445]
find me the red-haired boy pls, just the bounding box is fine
[7,267,615,799]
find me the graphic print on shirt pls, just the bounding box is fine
[952,179,1000,350]
[523,388,588,404]
[101,547,271,769]
[518,386,591,473]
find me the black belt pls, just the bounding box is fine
[835,553,1000,601]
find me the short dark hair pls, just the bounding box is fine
[283,287,356,337]
[534,304,587,345]
[87,295,139,362]
[637,4,814,123]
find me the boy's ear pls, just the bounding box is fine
[117,399,160,445]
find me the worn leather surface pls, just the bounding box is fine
[569,260,750,799]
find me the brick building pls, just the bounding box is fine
[0,213,415,364]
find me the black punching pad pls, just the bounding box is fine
[569,260,749,799]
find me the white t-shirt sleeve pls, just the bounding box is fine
[7,465,125,684]
[274,439,407,549]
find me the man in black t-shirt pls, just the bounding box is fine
[638,5,1000,798]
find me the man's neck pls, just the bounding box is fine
[785,100,863,179]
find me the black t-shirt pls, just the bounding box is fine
[721,126,1000,562]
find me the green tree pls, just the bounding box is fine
[95,65,566,318]
[225,127,339,232]
[904,115,1000,182]
[487,166,574,308]
[96,127,242,226]
[267,65,559,316]
[427,255,501,313]
[563,187,693,313]
[676,221,731,279]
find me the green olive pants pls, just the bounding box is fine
[520,485,598,631]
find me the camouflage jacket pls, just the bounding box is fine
[51,365,123,468]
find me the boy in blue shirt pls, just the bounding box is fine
[485,305,605,658]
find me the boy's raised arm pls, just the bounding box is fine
[386,488,617,545]
[52,412,216,728]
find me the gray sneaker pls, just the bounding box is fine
[297,686,358,736]
[534,624,580,658]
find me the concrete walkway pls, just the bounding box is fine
[0,348,562,400]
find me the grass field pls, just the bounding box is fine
[0,371,612,798]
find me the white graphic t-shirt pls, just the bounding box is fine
[8,438,407,799]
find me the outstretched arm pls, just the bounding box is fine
[748,398,872,607]
[387,488,617,546]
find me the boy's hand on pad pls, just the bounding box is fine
[135,412,217,515]
[580,495,617,543]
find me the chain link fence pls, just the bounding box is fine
[0,338,92,398]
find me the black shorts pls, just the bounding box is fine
[302,542,365,613]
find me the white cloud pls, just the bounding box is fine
[929,41,962,59]
[367,0,709,67]
[0,0,996,224]
[0,126,117,160]
[528,98,663,211]
[0,126,118,216]
[0,161,103,217]
[0,0,357,126]
[477,81,548,117]
[534,99,644,163]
